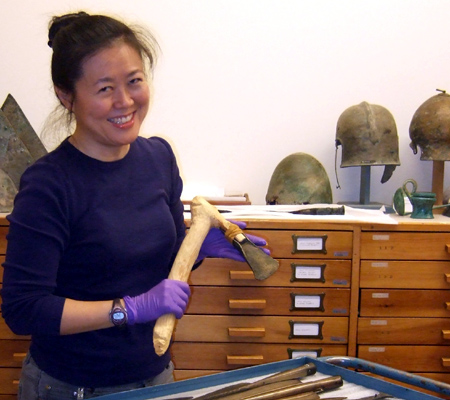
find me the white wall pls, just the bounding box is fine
[2,0,450,205]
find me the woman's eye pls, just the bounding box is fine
[99,86,112,93]
[130,78,143,85]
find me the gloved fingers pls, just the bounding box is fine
[216,247,246,262]
[245,233,267,247]
[162,280,190,316]
[124,279,191,324]
[169,279,191,297]
[197,228,225,260]
[166,300,187,319]
[199,225,269,261]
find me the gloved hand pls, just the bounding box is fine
[124,279,191,325]
[197,220,270,262]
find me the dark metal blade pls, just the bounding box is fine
[232,234,279,280]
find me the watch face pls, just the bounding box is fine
[113,311,125,322]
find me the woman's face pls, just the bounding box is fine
[61,41,150,161]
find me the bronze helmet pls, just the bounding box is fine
[335,101,400,183]
[409,90,450,161]
[266,152,332,205]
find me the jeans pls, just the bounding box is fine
[18,352,175,399]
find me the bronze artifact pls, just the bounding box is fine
[266,153,333,205]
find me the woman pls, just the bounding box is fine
[1,11,267,399]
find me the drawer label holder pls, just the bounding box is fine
[290,293,325,312]
[291,263,326,283]
[292,235,328,254]
[287,347,322,359]
[289,320,324,339]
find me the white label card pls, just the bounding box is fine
[294,295,321,309]
[370,320,388,325]
[372,235,390,241]
[293,323,319,336]
[368,347,386,352]
[291,351,318,359]
[371,262,389,268]
[295,266,322,280]
[372,293,389,298]
[296,237,323,251]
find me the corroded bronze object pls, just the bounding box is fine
[266,152,332,205]
[0,94,48,212]
[409,90,450,161]
[336,101,400,183]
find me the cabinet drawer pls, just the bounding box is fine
[360,260,450,289]
[358,318,450,344]
[174,315,348,344]
[361,232,450,260]
[358,345,450,372]
[0,228,7,255]
[360,289,450,317]
[188,287,349,316]
[172,342,347,370]
[247,230,352,259]
[0,367,20,395]
[0,340,28,367]
[192,259,351,287]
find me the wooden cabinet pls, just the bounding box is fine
[3,213,450,389]
[173,226,353,378]
[0,216,23,398]
[358,218,450,382]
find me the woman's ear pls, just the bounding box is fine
[55,87,74,111]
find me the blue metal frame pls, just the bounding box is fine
[97,356,450,399]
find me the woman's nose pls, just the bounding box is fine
[114,88,133,108]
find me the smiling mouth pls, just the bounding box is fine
[108,112,134,125]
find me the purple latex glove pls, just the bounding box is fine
[197,220,270,262]
[124,279,191,325]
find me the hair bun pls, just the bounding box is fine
[48,11,89,48]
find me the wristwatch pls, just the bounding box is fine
[109,298,128,327]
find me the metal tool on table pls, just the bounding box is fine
[353,393,393,400]
[153,196,279,356]
[193,375,343,400]
[194,363,317,400]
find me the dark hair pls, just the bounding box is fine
[48,11,159,94]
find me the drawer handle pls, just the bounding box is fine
[13,380,19,386]
[227,355,264,365]
[445,303,450,311]
[446,244,450,254]
[229,299,266,309]
[443,330,450,340]
[445,273,450,283]
[13,352,27,360]
[228,327,266,337]
[442,357,450,367]
[229,271,255,280]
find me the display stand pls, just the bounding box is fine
[432,160,444,205]
[342,166,386,210]
[432,161,445,215]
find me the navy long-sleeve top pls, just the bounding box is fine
[1,136,186,387]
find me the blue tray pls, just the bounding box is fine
[97,356,450,399]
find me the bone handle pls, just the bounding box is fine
[195,196,247,242]
[153,196,222,356]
